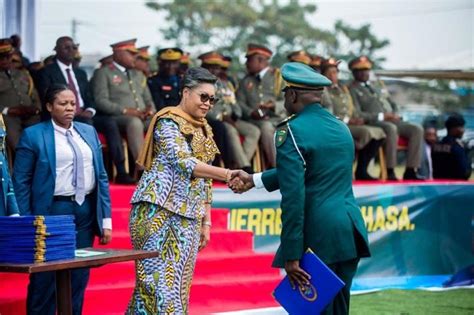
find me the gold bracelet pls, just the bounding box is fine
[224,168,230,183]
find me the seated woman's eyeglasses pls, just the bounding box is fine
[192,90,219,105]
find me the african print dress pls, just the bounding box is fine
[127,110,218,314]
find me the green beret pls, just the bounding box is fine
[281,62,331,90]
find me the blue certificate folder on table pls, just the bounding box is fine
[273,249,345,314]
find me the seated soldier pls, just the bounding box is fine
[321,57,385,180]
[432,115,472,180]
[199,51,260,172]
[349,56,424,180]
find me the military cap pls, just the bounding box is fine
[157,47,183,61]
[349,55,372,71]
[137,46,150,60]
[246,43,272,58]
[281,62,331,90]
[309,54,323,68]
[99,54,113,66]
[320,57,341,73]
[287,50,311,65]
[180,52,190,65]
[0,38,13,56]
[221,55,232,68]
[198,51,224,66]
[445,114,465,130]
[110,38,138,53]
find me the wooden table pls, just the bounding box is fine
[0,248,158,315]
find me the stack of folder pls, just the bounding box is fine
[0,215,76,264]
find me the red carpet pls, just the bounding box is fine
[0,185,281,315]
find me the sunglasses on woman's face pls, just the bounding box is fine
[193,91,219,105]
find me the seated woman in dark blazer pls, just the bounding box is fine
[13,84,112,315]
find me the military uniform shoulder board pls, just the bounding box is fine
[275,114,296,147]
[275,115,306,168]
[273,67,282,97]
[276,114,296,128]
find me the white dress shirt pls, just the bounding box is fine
[252,173,265,190]
[258,67,269,80]
[52,120,112,230]
[425,143,433,179]
[53,120,95,195]
[113,61,126,73]
[56,60,96,116]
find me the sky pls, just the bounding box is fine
[36,0,474,69]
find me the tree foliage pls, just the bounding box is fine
[333,20,390,68]
[146,0,389,69]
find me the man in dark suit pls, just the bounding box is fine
[432,115,472,180]
[231,63,370,314]
[13,84,112,314]
[37,36,134,184]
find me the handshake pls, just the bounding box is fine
[227,170,255,194]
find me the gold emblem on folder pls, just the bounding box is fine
[299,283,318,302]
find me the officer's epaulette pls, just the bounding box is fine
[276,114,296,128]
[272,67,282,97]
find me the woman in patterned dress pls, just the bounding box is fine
[127,67,234,314]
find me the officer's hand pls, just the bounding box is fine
[348,118,364,125]
[7,106,29,117]
[285,260,311,290]
[384,113,400,122]
[251,110,264,120]
[260,100,275,110]
[228,170,254,193]
[222,115,235,126]
[100,228,112,245]
[77,109,94,119]
[124,108,146,120]
[144,105,155,118]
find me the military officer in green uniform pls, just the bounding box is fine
[236,43,286,168]
[91,38,155,162]
[349,56,424,180]
[199,51,260,171]
[321,57,385,180]
[230,62,370,314]
[0,38,41,152]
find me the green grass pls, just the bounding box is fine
[350,289,474,315]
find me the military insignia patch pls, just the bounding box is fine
[275,126,288,147]
[112,75,122,85]
[247,82,254,89]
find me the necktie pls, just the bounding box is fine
[66,130,85,205]
[364,82,376,94]
[65,68,80,112]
